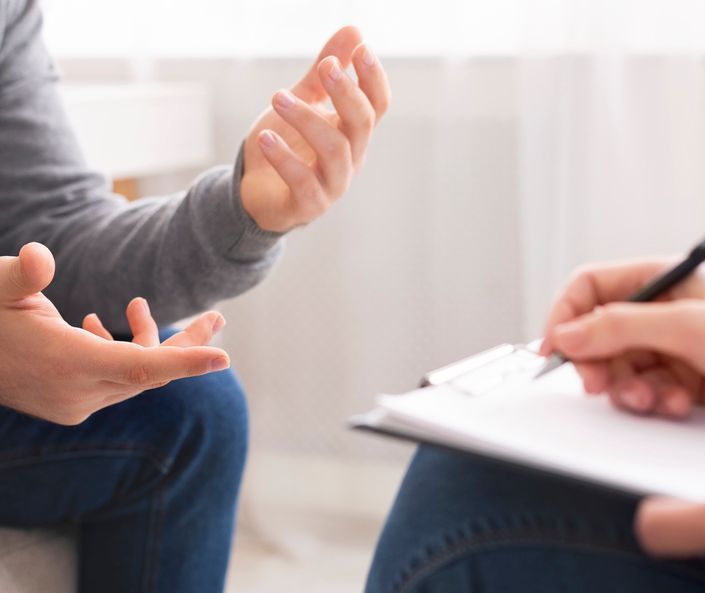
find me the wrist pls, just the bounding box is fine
[227,145,285,255]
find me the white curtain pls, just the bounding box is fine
[45,0,705,339]
[48,0,705,506]
[516,0,705,336]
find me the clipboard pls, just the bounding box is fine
[350,343,705,501]
[419,342,543,390]
[351,342,546,450]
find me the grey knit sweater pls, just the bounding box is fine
[0,0,283,334]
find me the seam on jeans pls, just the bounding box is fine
[142,480,166,593]
[0,444,173,474]
[0,448,174,525]
[394,528,705,593]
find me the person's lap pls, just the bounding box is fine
[366,446,705,593]
[0,329,248,593]
[8,325,705,593]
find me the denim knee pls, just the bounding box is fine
[147,367,249,494]
[180,368,248,475]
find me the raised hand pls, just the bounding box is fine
[241,26,391,232]
[0,243,230,425]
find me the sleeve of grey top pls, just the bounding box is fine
[0,0,284,334]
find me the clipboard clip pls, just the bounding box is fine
[420,343,544,396]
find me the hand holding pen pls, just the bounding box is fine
[535,237,705,560]
[538,237,705,418]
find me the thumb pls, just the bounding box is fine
[291,25,363,102]
[636,497,705,557]
[551,301,705,370]
[0,242,55,301]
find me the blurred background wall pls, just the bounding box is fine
[41,1,705,590]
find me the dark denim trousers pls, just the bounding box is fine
[0,330,248,593]
[366,446,705,593]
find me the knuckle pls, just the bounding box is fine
[125,363,155,388]
[596,304,626,335]
[296,179,324,205]
[567,264,595,288]
[323,137,350,160]
[359,106,376,131]
[290,167,314,191]
[299,194,329,219]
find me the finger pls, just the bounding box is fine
[162,311,225,348]
[636,497,705,557]
[96,341,230,388]
[257,130,327,219]
[653,382,693,418]
[351,43,391,121]
[605,356,658,414]
[82,313,113,341]
[550,301,705,369]
[271,90,352,194]
[541,258,675,354]
[610,376,657,415]
[664,357,702,399]
[624,365,694,418]
[318,56,376,166]
[292,26,363,102]
[573,361,610,394]
[0,242,55,302]
[126,297,160,348]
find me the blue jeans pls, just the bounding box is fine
[366,446,705,593]
[0,330,248,593]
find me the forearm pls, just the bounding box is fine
[8,152,282,333]
[0,0,283,332]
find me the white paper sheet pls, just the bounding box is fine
[369,364,705,500]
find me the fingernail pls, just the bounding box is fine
[327,59,342,82]
[275,90,296,109]
[212,315,226,334]
[362,46,376,67]
[259,130,276,147]
[140,298,150,316]
[209,357,229,372]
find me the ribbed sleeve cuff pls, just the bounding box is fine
[207,143,284,262]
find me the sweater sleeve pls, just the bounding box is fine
[0,0,283,333]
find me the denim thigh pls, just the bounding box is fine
[366,446,705,593]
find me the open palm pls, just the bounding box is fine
[0,243,230,424]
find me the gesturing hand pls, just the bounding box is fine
[0,243,231,425]
[241,26,391,232]
[541,258,705,418]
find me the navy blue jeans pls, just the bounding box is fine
[0,330,247,593]
[366,446,705,593]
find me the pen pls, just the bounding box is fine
[534,236,705,379]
